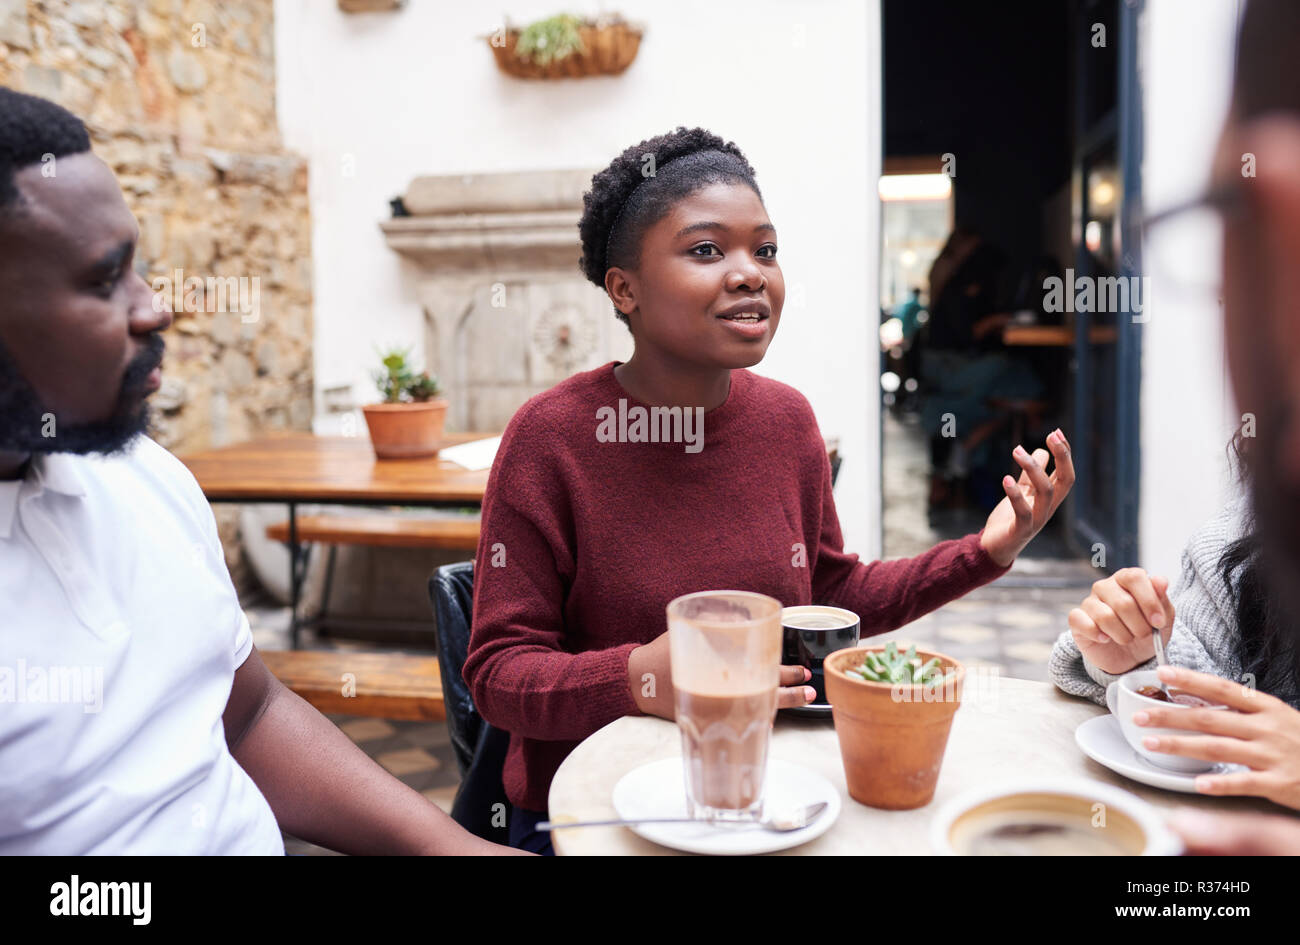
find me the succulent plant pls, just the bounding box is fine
[404,371,441,402]
[516,13,586,66]
[373,346,441,403]
[848,642,946,685]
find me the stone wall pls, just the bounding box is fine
[0,0,313,588]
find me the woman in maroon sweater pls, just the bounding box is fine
[464,128,1074,853]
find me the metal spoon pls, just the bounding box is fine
[1151,624,1172,697]
[537,801,828,834]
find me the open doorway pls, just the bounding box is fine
[879,0,1142,583]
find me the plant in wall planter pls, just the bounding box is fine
[823,642,966,810]
[487,13,643,79]
[361,346,448,459]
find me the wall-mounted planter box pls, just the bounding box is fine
[338,0,404,12]
[488,18,643,79]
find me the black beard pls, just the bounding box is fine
[0,334,164,457]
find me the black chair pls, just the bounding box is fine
[429,561,511,845]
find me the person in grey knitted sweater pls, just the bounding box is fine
[1049,491,1300,823]
[1048,495,1300,708]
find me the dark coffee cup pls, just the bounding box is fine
[781,605,861,704]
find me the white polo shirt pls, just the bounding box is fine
[0,436,284,854]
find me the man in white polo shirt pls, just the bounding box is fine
[0,87,518,855]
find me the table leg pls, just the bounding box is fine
[288,503,300,650]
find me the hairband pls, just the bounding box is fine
[602,156,684,273]
[602,149,743,272]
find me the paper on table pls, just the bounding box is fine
[439,436,502,471]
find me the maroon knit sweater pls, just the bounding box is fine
[464,361,1009,811]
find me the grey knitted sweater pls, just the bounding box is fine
[1049,497,1300,710]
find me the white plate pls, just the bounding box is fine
[611,757,840,855]
[1075,714,1247,793]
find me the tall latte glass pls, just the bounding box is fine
[667,590,782,821]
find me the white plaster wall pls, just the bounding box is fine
[274,0,881,557]
[1138,0,1242,580]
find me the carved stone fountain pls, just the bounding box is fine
[380,169,633,432]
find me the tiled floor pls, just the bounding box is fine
[252,411,1096,854]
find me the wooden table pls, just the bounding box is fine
[1002,324,1118,346]
[547,677,1289,855]
[180,431,494,646]
[180,431,492,505]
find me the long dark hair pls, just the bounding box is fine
[1215,0,1300,705]
[1219,434,1300,702]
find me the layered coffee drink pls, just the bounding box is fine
[668,590,782,820]
[677,687,778,811]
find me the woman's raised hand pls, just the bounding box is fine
[979,429,1075,567]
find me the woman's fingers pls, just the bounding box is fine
[777,665,815,707]
[1012,446,1054,526]
[779,664,812,687]
[777,685,817,708]
[1017,448,1051,490]
[1110,568,1167,629]
[1068,607,1109,645]
[1192,772,1284,800]
[1081,595,1136,646]
[1001,474,1034,530]
[1135,704,1260,740]
[1046,429,1075,509]
[1095,577,1153,640]
[1140,733,1271,768]
[1155,665,1272,713]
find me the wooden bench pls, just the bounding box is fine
[266,514,480,550]
[260,649,445,721]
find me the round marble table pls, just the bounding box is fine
[547,677,1286,855]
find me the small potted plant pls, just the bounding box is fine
[361,346,448,459]
[823,642,966,810]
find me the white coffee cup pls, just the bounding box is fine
[1105,669,1227,774]
[931,778,1182,855]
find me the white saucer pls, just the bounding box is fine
[611,757,841,855]
[1075,714,1247,793]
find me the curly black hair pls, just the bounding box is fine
[578,127,762,325]
[0,86,91,214]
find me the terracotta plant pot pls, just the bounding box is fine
[361,399,448,459]
[823,645,966,810]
